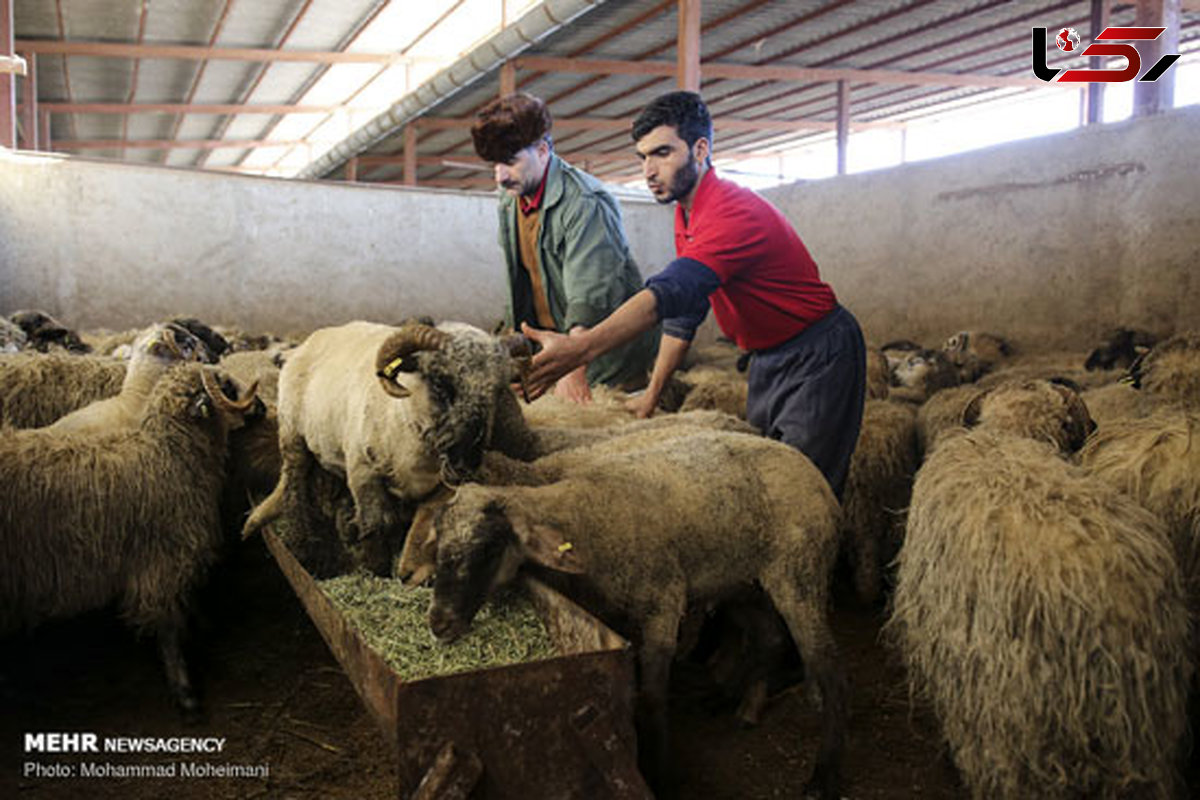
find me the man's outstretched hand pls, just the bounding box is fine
[522,323,590,401]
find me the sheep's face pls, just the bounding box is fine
[892,350,958,392]
[378,325,520,485]
[131,323,206,367]
[428,494,523,643]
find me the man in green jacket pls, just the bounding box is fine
[471,93,657,402]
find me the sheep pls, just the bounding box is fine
[941,330,1011,382]
[1079,410,1200,610]
[47,323,206,433]
[974,351,1113,392]
[840,399,918,605]
[677,366,749,419]
[425,429,847,798]
[1,316,28,353]
[1128,331,1200,410]
[0,364,261,714]
[0,352,127,428]
[888,348,960,404]
[9,309,91,354]
[241,321,535,569]
[398,409,762,586]
[959,377,1096,454]
[1080,381,1157,427]
[1085,326,1158,371]
[218,349,285,407]
[913,384,979,456]
[887,383,1191,799]
[864,347,890,400]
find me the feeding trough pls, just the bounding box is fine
[263,528,651,799]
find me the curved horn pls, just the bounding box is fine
[201,369,260,414]
[161,325,188,361]
[376,323,453,379]
[960,389,990,429]
[500,333,535,403]
[1049,382,1096,451]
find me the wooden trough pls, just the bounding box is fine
[263,528,651,799]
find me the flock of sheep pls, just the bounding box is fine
[2,307,1198,798]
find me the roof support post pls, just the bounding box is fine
[345,157,358,182]
[836,79,849,176]
[1085,0,1110,124]
[39,106,49,150]
[500,60,516,96]
[676,0,701,91]
[20,51,35,148]
[404,124,417,187]
[1132,0,1180,117]
[1,0,15,149]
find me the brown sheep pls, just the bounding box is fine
[0,365,260,715]
[0,352,126,428]
[888,381,1190,799]
[840,399,918,605]
[940,330,1011,382]
[426,430,847,798]
[1129,331,1200,410]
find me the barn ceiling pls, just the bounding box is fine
[6,0,1199,187]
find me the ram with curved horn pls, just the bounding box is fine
[241,320,540,575]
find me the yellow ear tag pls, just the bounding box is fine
[558,542,573,553]
[383,356,406,379]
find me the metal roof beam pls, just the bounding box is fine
[513,56,1058,90]
[416,115,900,132]
[53,138,304,150]
[13,39,418,65]
[42,102,345,114]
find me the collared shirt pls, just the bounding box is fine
[645,168,837,351]
[518,158,551,215]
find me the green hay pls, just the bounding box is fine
[318,573,557,681]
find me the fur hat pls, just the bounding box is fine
[471,93,552,163]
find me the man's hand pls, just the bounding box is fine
[554,365,592,405]
[523,323,590,400]
[624,390,657,419]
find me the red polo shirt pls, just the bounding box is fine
[675,169,836,351]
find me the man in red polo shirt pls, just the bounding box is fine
[524,91,866,499]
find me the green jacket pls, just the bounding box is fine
[498,154,658,388]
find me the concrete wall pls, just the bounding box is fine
[0,150,675,335]
[764,105,1200,351]
[2,105,1197,349]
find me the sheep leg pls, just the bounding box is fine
[346,469,402,576]
[760,568,846,800]
[851,528,882,606]
[634,603,683,798]
[156,617,201,721]
[242,433,312,538]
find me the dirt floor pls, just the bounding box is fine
[1,537,1193,800]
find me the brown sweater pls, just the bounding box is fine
[515,206,555,329]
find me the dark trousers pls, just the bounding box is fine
[746,305,866,500]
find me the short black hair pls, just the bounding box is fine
[471,93,553,164]
[631,91,714,158]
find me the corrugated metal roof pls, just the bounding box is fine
[8,0,1200,183]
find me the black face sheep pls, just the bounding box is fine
[1085,326,1158,371]
[425,430,847,798]
[0,365,260,715]
[9,309,91,354]
[887,381,1192,799]
[241,321,534,564]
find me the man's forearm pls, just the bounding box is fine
[576,289,659,363]
[644,333,690,407]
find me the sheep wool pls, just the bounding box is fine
[889,430,1192,799]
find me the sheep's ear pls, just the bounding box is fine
[961,390,989,428]
[515,521,586,575]
[396,488,453,585]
